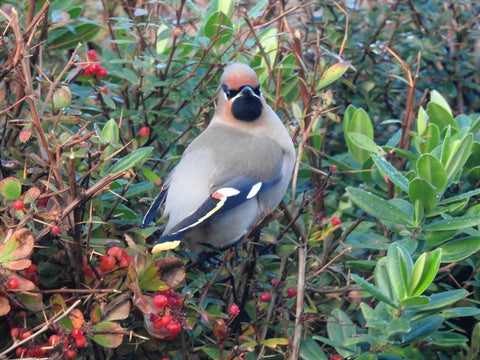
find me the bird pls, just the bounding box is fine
[143,63,295,254]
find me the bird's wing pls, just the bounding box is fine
[152,172,281,253]
[142,184,168,228]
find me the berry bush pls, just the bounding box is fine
[0,0,479,359]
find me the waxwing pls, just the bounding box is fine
[143,63,295,254]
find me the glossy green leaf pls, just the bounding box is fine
[316,61,351,90]
[420,123,441,154]
[102,119,119,145]
[203,11,233,45]
[312,335,358,355]
[409,289,468,312]
[430,90,453,115]
[467,166,480,184]
[386,243,412,302]
[408,248,441,296]
[416,154,447,192]
[346,187,413,226]
[48,22,101,50]
[360,302,387,328]
[344,108,374,165]
[423,214,480,231]
[374,257,396,302]
[371,154,409,192]
[326,309,358,357]
[347,133,379,155]
[427,102,456,131]
[401,295,430,306]
[441,307,480,318]
[444,134,473,181]
[409,178,437,216]
[416,106,428,135]
[440,236,480,263]
[92,321,124,348]
[299,337,328,360]
[351,273,398,308]
[438,188,480,205]
[429,332,468,347]
[106,147,153,174]
[401,315,444,344]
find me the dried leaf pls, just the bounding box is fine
[10,228,34,260]
[90,302,103,324]
[0,296,11,316]
[129,282,153,314]
[155,257,185,289]
[19,127,32,143]
[6,259,32,271]
[104,299,131,322]
[69,308,85,328]
[24,187,41,203]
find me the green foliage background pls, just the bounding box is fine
[0,0,479,359]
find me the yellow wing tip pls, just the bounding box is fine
[152,241,181,253]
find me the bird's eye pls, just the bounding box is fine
[252,86,261,97]
[222,84,239,100]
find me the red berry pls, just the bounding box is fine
[97,67,107,77]
[71,328,83,339]
[65,349,77,358]
[49,334,61,346]
[118,257,131,268]
[107,246,122,259]
[21,330,32,340]
[89,62,100,76]
[270,278,278,286]
[139,126,150,137]
[87,49,98,61]
[331,217,341,226]
[83,65,91,76]
[13,200,24,211]
[100,87,109,94]
[166,321,181,336]
[10,327,20,339]
[51,224,61,235]
[330,164,338,172]
[153,294,168,308]
[286,287,297,298]
[259,292,271,302]
[159,314,172,327]
[15,347,26,357]
[75,335,87,348]
[26,264,38,273]
[7,277,19,289]
[228,303,239,316]
[99,255,116,272]
[330,355,343,360]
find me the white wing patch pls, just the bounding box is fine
[246,182,262,199]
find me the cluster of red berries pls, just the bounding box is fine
[98,246,132,273]
[10,326,86,358]
[83,50,107,77]
[148,289,185,341]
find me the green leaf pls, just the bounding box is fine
[371,154,409,192]
[346,187,413,226]
[401,315,444,344]
[409,178,437,216]
[347,133,379,155]
[360,302,387,328]
[316,61,351,90]
[300,337,328,360]
[420,123,441,154]
[0,177,22,200]
[326,309,358,357]
[401,295,430,306]
[429,332,468,347]
[438,188,480,205]
[416,106,428,135]
[409,289,468,312]
[374,257,396,302]
[203,11,233,45]
[444,133,473,182]
[351,273,397,308]
[408,248,441,296]
[312,335,358,355]
[106,147,153,174]
[440,236,480,263]
[92,321,124,348]
[48,22,101,50]
[441,307,480,318]
[344,108,374,165]
[423,214,480,231]
[430,90,453,115]
[427,102,456,131]
[102,119,119,145]
[416,154,447,192]
[386,243,412,302]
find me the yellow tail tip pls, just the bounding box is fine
[152,240,181,253]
